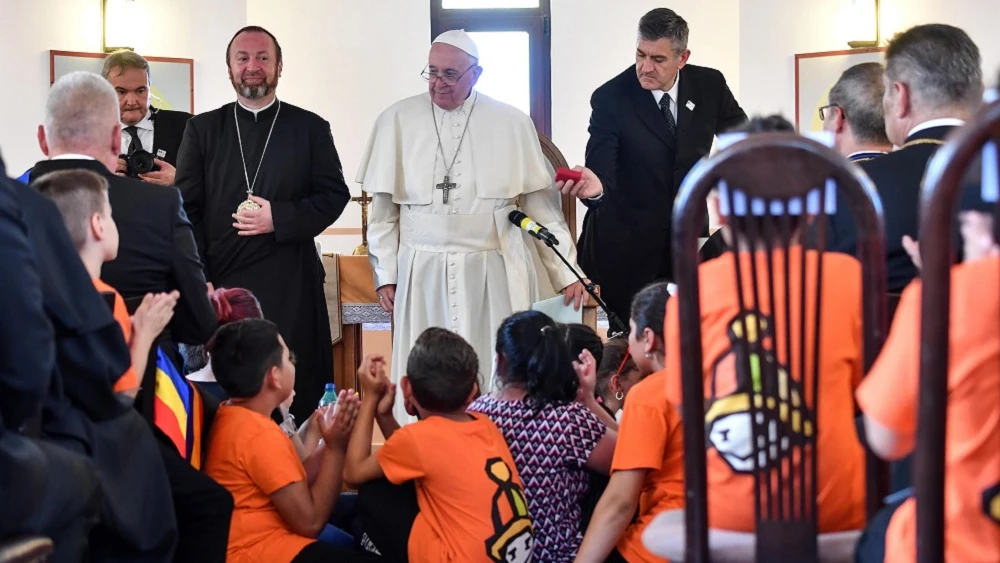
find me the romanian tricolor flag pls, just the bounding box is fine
[153,347,204,469]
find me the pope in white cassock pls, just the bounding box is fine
[358,30,589,421]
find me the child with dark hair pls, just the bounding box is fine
[564,322,605,367]
[644,120,868,545]
[578,281,684,562]
[183,288,265,374]
[469,311,617,561]
[345,328,534,563]
[596,338,649,420]
[203,319,371,563]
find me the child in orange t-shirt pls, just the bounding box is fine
[34,169,177,398]
[577,282,686,563]
[344,328,534,563]
[203,318,376,563]
[854,200,1000,562]
[658,145,867,535]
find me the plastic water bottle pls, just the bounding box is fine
[318,383,338,408]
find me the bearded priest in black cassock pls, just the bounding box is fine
[175,25,350,419]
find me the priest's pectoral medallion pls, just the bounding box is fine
[436,176,457,204]
[236,198,261,215]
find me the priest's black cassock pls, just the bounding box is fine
[175,100,350,419]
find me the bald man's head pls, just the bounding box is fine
[40,71,122,170]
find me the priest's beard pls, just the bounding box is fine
[230,71,278,100]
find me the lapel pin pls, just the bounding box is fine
[156,149,167,159]
[686,100,696,111]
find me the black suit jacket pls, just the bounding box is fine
[827,125,956,293]
[0,159,55,434]
[579,64,747,321]
[29,159,216,347]
[150,107,192,167]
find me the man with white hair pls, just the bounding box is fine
[360,30,588,420]
[29,71,231,562]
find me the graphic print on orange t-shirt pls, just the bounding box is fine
[484,458,534,563]
[705,310,815,475]
[985,482,1000,525]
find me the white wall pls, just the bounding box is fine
[0,0,246,175]
[738,0,1000,121]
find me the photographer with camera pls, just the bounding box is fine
[102,50,192,185]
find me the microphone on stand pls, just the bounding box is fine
[509,210,559,247]
[507,210,629,337]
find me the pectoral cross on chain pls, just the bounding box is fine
[436,176,457,204]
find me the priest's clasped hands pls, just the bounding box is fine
[232,196,275,236]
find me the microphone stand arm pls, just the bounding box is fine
[546,240,629,337]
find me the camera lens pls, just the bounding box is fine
[129,150,155,175]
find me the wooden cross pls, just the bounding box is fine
[351,191,371,255]
[436,176,457,204]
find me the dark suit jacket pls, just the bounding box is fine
[0,161,53,432]
[827,125,957,293]
[10,157,177,558]
[579,63,747,321]
[150,107,192,167]
[29,159,216,348]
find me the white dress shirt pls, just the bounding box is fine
[120,111,154,154]
[907,118,965,139]
[652,71,681,122]
[52,153,96,161]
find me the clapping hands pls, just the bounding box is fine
[317,390,360,450]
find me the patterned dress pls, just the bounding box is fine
[468,395,607,562]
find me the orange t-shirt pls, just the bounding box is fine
[204,404,313,563]
[610,370,685,563]
[856,256,1000,563]
[92,278,139,393]
[377,412,534,563]
[663,248,866,533]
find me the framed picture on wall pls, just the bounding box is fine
[794,47,885,132]
[49,50,194,113]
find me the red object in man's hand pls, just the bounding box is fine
[555,167,583,183]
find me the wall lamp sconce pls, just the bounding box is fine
[847,0,881,48]
[102,0,137,53]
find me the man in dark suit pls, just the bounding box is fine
[5,139,178,560]
[30,71,231,562]
[102,50,192,185]
[560,8,747,324]
[828,24,983,294]
[0,154,104,562]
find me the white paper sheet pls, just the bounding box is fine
[531,294,583,324]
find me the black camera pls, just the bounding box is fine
[120,149,156,178]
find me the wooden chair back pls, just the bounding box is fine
[0,537,53,563]
[672,133,889,562]
[536,128,576,240]
[913,99,1000,563]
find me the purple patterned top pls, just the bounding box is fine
[468,395,607,562]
